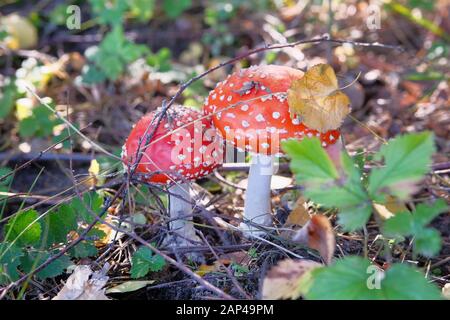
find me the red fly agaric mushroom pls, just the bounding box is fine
[122,105,223,247]
[203,65,342,236]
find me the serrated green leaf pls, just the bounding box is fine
[98,56,124,81]
[0,243,24,284]
[383,199,446,257]
[100,26,125,53]
[415,228,441,258]
[381,263,442,299]
[337,204,373,231]
[368,132,435,200]
[71,192,103,224]
[306,257,380,299]
[130,246,165,279]
[305,256,442,300]
[413,199,448,227]
[89,0,128,26]
[121,43,149,63]
[284,139,370,230]
[283,138,338,183]
[68,241,98,258]
[43,204,77,247]
[4,209,42,246]
[383,212,415,236]
[20,251,72,280]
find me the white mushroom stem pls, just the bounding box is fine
[240,154,274,236]
[168,182,198,244]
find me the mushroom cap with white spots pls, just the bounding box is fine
[122,105,224,185]
[203,65,341,155]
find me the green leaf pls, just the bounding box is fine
[18,102,60,138]
[49,4,68,25]
[284,139,370,230]
[98,55,124,80]
[414,228,441,258]
[146,47,172,72]
[305,257,380,300]
[71,192,103,224]
[337,204,373,232]
[106,280,155,294]
[87,227,107,240]
[407,0,435,11]
[82,26,149,83]
[20,251,72,280]
[0,243,24,284]
[130,246,165,279]
[99,26,125,53]
[283,138,338,183]
[381,263,442,299]
[383,212,414,236]
[81,64,107,84]
[18,117,37,137]
[121,43,149,63]
[305,256,442,300]
[163,0,191,18]
[413,199,448,227]
[89,0,128,26]
[129,0,155,22]
[68,241,98,258]
[43,204,77,247]
[383,199,447,257]
[0,79,17,119]
[0,166,13,187]
[368,132,435,200]
[4,209,42,246]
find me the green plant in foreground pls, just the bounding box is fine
[0,192,106,284]
[282,131,447,299]
[82,26,150,84]
[130,246,165,279]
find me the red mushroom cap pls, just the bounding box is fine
[122,105,223,185]
[203,65,341,156]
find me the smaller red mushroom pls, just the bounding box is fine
[122,105,223,248]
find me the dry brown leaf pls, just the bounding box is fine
[262,259,321,300]
[288,64,351,132]
[95,215,122,247]
[285,196,311,227]
[196,251,253,276]
[220,251,253,266]
[292,215,335,265]
[53,265,109,300]
[373,195,409,220]
[195,263,220,276]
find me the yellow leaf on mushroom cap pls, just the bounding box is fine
[287,64,351,132]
